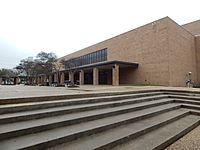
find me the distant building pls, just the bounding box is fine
[43,17,200,86]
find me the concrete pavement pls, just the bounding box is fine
[1,84,200,99]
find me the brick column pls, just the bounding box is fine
[0,77,2,84]
[93,67,99,85]
[41,76,44,85]
[49,75,52,85]
[112,64,119,86]
[29,77,32,85]
[42,75,46,85]
[79,70,84,85]
[69,71,74,84]
[16,77,20,84]
[38,76,41,85]
[54,73,57,83]
[36,77,38,85]
[40,76,42,85]
[60,72,65,85]
[44,75,47,85]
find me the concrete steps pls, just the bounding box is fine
[0,108,187,150]
[0,95,169,124]
[0,90,162,105]
[0,102,179,140]
[113,114,200,150]
[169,94,200,101]
[1,89,200,150]
[163,89,200,95]
[0,92,165,114]
[47,109,191,150]
[174,99,200,106]
[163,91,200,97]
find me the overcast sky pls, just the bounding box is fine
[0,0,199,69]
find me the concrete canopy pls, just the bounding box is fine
[64,60,139,71]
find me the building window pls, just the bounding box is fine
[65,48,107,69]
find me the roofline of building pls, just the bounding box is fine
[60,16,171,60]
[182,19,200,26]
[59,16,196,60]
[167,17,194,37]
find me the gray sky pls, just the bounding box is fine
[0,0,199,69]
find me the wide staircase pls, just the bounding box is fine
[1,89,200,150]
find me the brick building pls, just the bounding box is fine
[47,17,200,87]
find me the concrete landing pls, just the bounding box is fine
[1,84,200,99]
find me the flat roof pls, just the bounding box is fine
[63,60,139,71]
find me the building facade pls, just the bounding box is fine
[45,17,200,87]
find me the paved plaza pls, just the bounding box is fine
[0,85,160,99]
[1,84,200,99]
